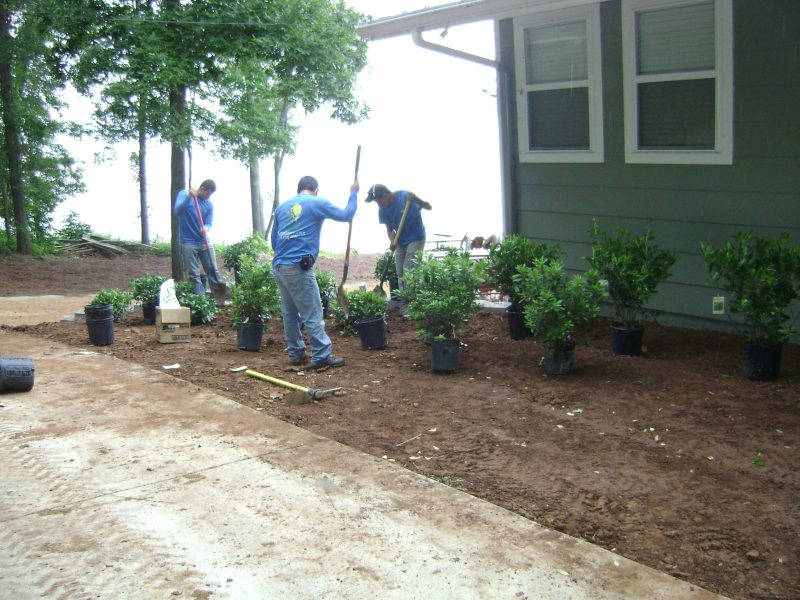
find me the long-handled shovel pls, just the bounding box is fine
[245,368,341,405]
[192,193,227,306]
[336,145,361,319]
[374,197,412,298]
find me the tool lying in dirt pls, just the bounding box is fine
[191,191,228,307]
[245,368,342,405]
[374,195,412,298]
[336,145,361,319]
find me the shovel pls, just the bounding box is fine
[192,193,228,306]
[336,145,361,318]
[245,368,341,405]
[374,196,412,298]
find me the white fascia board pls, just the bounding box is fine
[358,0,609,40]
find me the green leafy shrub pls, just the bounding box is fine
[701,232,800,343]
[330,288,387,335]
[90,288,133,322]
[404,249,485,340]
[220,234,271,274]
[487,234,561,306]
[315,270,337,310]
[374,251,398,283]
[57,212,93,239]
[175,281,218,325]
[513,258,604,348]
[586,219,676,329]
[130,274,168,305]
[229,257,281,325]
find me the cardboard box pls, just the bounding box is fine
[155,307,191,343]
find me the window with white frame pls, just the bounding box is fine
[513,5,604,163]
[622,0,733,164]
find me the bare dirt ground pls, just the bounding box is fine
[2,253,799,600]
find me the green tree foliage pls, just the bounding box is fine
[0,0,85,254]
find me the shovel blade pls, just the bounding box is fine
[285,390,313,405]
[336,285,349,319]
[212,283,228,307]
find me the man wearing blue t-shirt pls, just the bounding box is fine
[365,184,432,292]
[271,175,359,369]
[173,179,223,296]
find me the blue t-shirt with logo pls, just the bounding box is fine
[271,191,357,266]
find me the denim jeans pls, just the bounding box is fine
[273,263,332,363]
[181,242,221,296]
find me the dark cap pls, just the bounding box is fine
[365,184,390,203]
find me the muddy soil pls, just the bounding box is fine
[2,253,798,600]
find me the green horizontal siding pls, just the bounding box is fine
[503,0,800,329]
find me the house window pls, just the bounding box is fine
[622,0,733,164]
[514,5,604,163]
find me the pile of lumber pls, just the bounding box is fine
[56,235,154,257]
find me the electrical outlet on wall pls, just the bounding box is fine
[712,295,725,315]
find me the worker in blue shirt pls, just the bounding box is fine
[271,175,359,369]
[173,179,224,297]
[365,183,432,293]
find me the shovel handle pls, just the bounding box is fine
[354,145,361,178]
[246,369,309,393]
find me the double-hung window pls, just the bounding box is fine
[622,0,733,164]
[513,4,604,163]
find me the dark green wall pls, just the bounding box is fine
[499,0,800,330]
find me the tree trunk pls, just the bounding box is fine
[138,121,150,245]
[169,86,186,281]
[0,0,31,254]
[248,143,264,236]
[264,100,290,242]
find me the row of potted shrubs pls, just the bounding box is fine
[86,226,800,382]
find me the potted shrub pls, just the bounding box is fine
[404,249,484,372]
[329,289,389,349]
[586,219,676,356]
[175,281,219,325]
[90,288,133,323]
[228,256,280,351]
[315,270,337,319]
[220,234,270,283]
[130,274,168,324]
[349,289,389,350]
[373,251,400,297]
[487,234,561,339]
[513,258,604,375]
[701,231,800,381]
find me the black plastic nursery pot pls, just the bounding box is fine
[611,324,644,356]
[431,338,460,373]
[542,338,576,376]
[0,356,35,392]
[744,340,782,381]
[506,305,532,340]
[237,322,265,351]
[84,303,114,346]
[354,316,388,350]
[142,301,157,325]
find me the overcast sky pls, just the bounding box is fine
[55,1,502,254]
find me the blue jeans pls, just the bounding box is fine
[181,242,221,296]
[273,263,332,363]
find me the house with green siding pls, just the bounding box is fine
[359,0,799,331]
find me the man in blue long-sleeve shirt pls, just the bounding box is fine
[271,175,359,369]
[173,179,223,296]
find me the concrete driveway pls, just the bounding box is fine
[0,302,725,599]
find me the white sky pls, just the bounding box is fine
[54,1,503,254]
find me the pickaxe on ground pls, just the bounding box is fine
[245,369,341,405]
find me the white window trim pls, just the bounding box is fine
[622,0,733,165]
[513,4,604,163]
